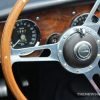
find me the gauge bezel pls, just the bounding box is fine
[71,13,98,27]
[46,33,61,44]
[11,19,41,55]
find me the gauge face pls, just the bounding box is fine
[47,33,60,44]
[71,13,99,27]
[11,19,40,49]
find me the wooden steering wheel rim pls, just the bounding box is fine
[1,0,29,99]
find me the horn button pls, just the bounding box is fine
[74,41,92,61]
[58,26,100,74]
[63,33,97,68]
[63,30,98,68]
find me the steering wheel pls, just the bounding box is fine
[1,0,100,99]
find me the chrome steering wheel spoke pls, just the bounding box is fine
[84,65,100,95]
[83,0,100,95]
[11,43,59,64]
[83,18,100,32]
[83,0,100,32]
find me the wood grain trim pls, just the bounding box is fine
[1,0,29,99]
[0,4,92,58]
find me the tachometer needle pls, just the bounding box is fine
[12,39,20,48]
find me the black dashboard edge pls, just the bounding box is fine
[0,0,95,20]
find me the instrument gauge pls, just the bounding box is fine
[11,19,40,49]
[47,33,60,44]
[71,13,99,27]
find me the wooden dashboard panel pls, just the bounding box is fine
[22,4,92,45]
[0,4,95,61]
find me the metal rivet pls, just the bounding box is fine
[36,16,40,21]
[97,54,100,57]
[5,56,7,59]
[97,40,100,44]
[89,65,92,69]
[63,36,66,39]
[64,63,67,66]
[59,50,62,53]
[72,11,76,15]
[23,0,27,3]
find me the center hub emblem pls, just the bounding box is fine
[74,41,92,61]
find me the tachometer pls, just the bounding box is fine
[71,13,99,27]
[11,19,40,49]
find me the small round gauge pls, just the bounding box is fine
[11,19,40,49]
[71,13,99,27]
[47,33,60,44]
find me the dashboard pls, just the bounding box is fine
[0,0,100,99]
[0,0,95,18]
[0,1,99,61]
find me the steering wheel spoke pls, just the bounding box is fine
[83,0,100,32]
[11,43,59,64]
[83,18,100,32]
[84,65,100,95]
